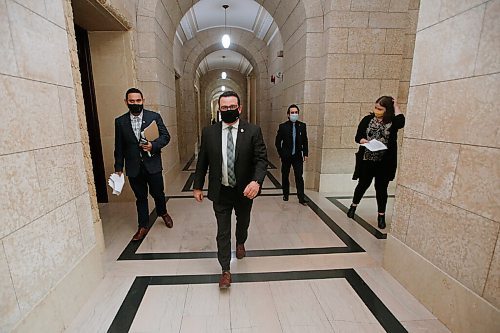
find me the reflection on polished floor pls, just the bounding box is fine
[67,161,451,333]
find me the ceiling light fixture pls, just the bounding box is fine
[221,85,226,91]
[222,5,230,49]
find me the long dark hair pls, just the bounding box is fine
[375,95,395,124]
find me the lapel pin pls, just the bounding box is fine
[142,121,146,124]
[241,128,244,133]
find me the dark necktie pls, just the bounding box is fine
[227,126,236,187]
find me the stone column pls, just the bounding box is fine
[385,1,500,332]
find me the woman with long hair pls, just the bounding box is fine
[346,96,405,229]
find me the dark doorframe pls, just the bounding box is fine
[75,24,108,203]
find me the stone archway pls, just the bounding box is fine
[135,0,313,181]
[176,28,268,162]
[202,70,247,124]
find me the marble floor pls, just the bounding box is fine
[67,159,451,333]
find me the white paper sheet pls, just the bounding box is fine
[108,173,125,195]
[361,139,388,152]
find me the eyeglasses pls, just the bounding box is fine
[219,105,239,111]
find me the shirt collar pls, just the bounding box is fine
[130,111,143,120]
[222,119,239,130]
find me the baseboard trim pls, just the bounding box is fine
[13,246,103,333]
[383,235,500,333]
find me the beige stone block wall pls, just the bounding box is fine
[254,0,326,188]
[319,0,416,192]
[385,1,500,332]
[0,0,105,331]
[135,0,180,175]
[385,236,500,333]
[265,32,285,162]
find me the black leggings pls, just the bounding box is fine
[352,161,390,213]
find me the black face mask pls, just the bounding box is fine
[128,104,143,115]
[220,108,240,124]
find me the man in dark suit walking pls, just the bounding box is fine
[193,91,268,289]
[114,88,174,241]
[275,104,309,205]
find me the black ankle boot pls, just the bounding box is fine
[377,214,386,229]
[347,205,356,218]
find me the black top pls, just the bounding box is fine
[194,120,268,203]
[353,114,405,181]
[275,120,309,158]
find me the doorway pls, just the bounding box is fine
[74,24,108,203]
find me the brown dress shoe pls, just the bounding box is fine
[161,213,173,228]
[236,244,246,259]
[219,271,231,289]
[132,227,149,241]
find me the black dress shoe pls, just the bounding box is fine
[298,197,309,206]
[347,205,356,219]
[283,195,289,201]
[378,214,386,229]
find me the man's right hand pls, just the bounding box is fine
[115,171,123,176]
[193,189,203,202]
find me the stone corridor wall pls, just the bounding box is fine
[384,1,500,332]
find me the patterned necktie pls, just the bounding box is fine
[132,116,141,141]
[227,126,236,187]
[292,122,296,155]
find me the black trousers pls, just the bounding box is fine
[352,160,390,213]
[281,154,305,200]
[213,185,253,271]
[128,165,167,228]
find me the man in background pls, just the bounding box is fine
[275,104,309,205]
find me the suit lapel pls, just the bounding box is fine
[140,110,150,131]
[235,120,247,161]
[216,121,223,167]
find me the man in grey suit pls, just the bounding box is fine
[114,88,173,241]
[193,91,268,289]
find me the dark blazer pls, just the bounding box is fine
[114,109,170,177]
[275,120,308,158]
[194,120,268,203]
[353,114,405,181]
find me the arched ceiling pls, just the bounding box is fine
[197,50,253,76]
[176,0,279,46]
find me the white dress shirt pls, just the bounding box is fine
[130,111,143,141]
[221,120,239,186]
